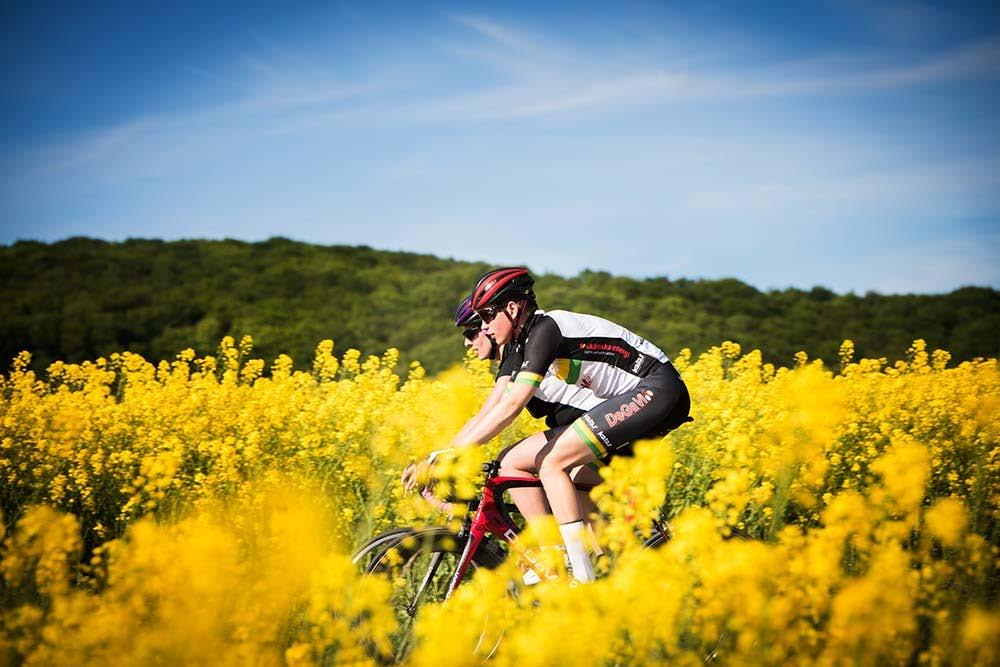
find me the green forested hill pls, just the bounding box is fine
[1,237,997,374]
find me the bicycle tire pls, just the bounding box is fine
[352,527,418,569]
[361,528,507,663]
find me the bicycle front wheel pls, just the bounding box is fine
[352,526,417,570]
[362,528,506,663]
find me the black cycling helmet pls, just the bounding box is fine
[470,267,535,310]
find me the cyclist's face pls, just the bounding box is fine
[480,301,517,345]
[463,327,493,360]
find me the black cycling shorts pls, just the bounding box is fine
[571,361,690,461]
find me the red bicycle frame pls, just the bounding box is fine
[443,460,604,597]
[399,459,673,613]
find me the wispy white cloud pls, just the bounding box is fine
[5,11,998,294]
[383,18,1000,123]
[39,119,156,174]
[23,13,1000,178]
[22,60,387,178]
[451,14,539,54]
[241,54,280,79]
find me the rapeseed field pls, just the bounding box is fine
[1,336,997,665]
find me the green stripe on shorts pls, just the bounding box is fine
[573,419,607,459]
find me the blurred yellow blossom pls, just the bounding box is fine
[0,337,996,665]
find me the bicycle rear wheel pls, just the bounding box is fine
[361,528,507,663]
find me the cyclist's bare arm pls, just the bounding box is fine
[453,376,511,444]
[403,376,513,490]
[452,380,534,447]
[403,383,525,488]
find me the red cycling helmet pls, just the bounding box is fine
[470,267,535,310]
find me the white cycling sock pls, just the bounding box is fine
[559,520,595,583]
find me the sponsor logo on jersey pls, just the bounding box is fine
[631,354,646,374]
[580,374,593,389]
[605,389,655,428]
[578,342,631,359]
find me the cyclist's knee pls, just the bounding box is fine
[538,454,572,479]
[499,449,533,474]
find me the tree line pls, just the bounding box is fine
[1,237,997,375]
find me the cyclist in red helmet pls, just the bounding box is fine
[452,266,692,582]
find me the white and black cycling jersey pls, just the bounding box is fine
[511,310,670,400]
[498,335,603,427]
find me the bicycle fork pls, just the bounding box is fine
[406,513,479,614]
[446,518,486,599]
[407,550,445,616]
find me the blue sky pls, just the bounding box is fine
[1,0,998,294]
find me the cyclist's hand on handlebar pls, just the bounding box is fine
[402,460,433,491]
[401,448,455,491]
[401,461,420,491]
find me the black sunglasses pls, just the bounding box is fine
[476,305,502,323]
[462,328,482,341]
